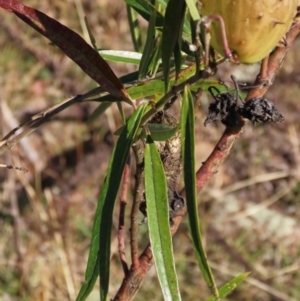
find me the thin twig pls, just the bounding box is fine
[0,86,110,155]
[130,140,145,270]
[0,164,28,172]
[118,158,131,275]
[259,56,269,81]
[0,68,212,157]
[201,14,233,65]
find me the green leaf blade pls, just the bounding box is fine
[76,104,147,301]
[98,50,142,65]
[88,102,112,124]
[125,0,164,27]
[206,272,251,301]
[185,0,201,21]
[161,0,186,91]
[138,7,158,79]
[180,86,218,297]
[145,135,182,301]
[127,4,143,52]
[143,123,178,141]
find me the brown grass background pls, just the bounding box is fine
[0,1,300,300]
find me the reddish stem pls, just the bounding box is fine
[130,141,144,270]
[259,56,269,81]
[118,158,131,275]
[202,14,233,65]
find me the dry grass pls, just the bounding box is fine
[0,1,300,301]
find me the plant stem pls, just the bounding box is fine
[130,140,145,270]
[118,158,131,275]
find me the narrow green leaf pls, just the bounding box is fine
[145,135,182,301]
[116,102,126,125]
[84,16,98,51]
[83,63,222,104]
[76,104,147,301]
[98,50,142,65]
[87,102,112,124]
[127,4,143,52]
[94,78,221,103]
[180,86,218,297]
[96,71,220,103]
[155,0,168,9]
[155,0,192,42]
[119,70,140,84]
[173,40,183,82]
[142,123,178,141]
[125,0,191,41]
[206,272,251,301]
[185,0,200,21]
[125,0,164,27]
[189,17,201,72]
[173,2,185,81]
[138,8,157,79]
[146,37,162,77]
[115,123,179,141]
[161,0,186,91]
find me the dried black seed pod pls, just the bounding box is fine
[139,190,185,226]
[204,86,242,127]
[139,199,147,218]
[239,97,284,124]
[168,190,185,224]
[205,75,284,127]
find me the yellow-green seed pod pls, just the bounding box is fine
[201,0,298,63]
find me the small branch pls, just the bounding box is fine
[0,66,214,158]
[201,14,233,65]
[0,86,110,155]
[0,68,213,157]
[0,164,27,172]
[259,56,269,81]
[114,242,153,301]
[130,140,145,270]
[118,157,131,276]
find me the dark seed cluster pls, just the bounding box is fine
[239,97,284,124]
[204,87,242,127]
[139,190,185,226]
[204,86,284,127]
[168,190,185,225]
